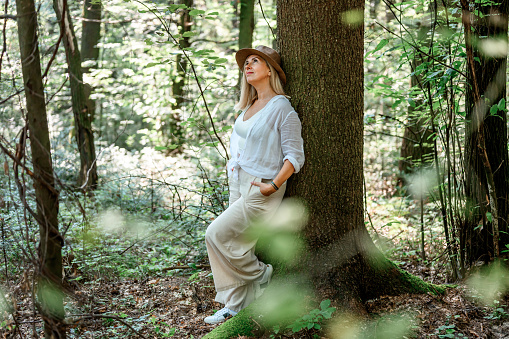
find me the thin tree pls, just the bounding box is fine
[163,0,194,153]
[81,0,102,139]
[239,0,255,49]
[462,0,509,264]
[54,0,98,190]
[204,1,441,337]
[15,0,65,336]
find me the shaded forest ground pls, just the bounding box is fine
[3,258,509,338]
[1,139,509,338]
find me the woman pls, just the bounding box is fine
[204,45,304,324]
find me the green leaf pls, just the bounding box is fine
[183,31,198,38]
[366,38,389,58]
[490,104,498,115]
[486,211,492,222]
[320,299,331,310]
[498,98,506,111]
[214,58,228,64]
[168,4,187,12]
[189,9,205,16]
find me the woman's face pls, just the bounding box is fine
[244,55,271,85]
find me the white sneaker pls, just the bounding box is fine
[204,307,238,324]
[254,264,273,298]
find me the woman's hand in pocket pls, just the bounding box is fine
[250,181,276,196]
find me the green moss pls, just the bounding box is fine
[202,307,257,339]
[397,266,446,295]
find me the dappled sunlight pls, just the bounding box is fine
[327,311,415,339]
[253,277,313,328]
[479,38,508,58]
[248,198,308,265]
[467,262,509,306]
[406,167,438,200]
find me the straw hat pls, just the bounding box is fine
[235,45,286,85]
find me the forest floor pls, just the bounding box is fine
[3,262,509,338]
[2,147,509,338]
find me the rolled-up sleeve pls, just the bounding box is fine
[280,111,305,173]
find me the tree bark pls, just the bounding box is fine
[163,0,193,154]
[81,0,102,142]
[398,21,434,178]
[204,1,441,337]
[15,0,65,336]
[54,0,98,191]
[238,0,255,49]
[279,0,433,303]
[463,0,509,264]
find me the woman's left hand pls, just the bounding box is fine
[251,181,277,196]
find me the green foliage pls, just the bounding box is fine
[434,315,467,338]
[285,299,336,335]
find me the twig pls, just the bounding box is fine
[0,89,24,106]
[161,264,210,271]
[68,314,148,339]
[258,0,276,42]
[0,0,10,80]
[374,20,467,79]
[41,0,67,81]
[45,77,68,105]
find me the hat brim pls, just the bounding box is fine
[235,48,286,85]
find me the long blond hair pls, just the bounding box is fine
[234,61,286,111]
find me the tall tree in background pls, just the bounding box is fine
[462,0,509,264]
[54,0,98,190]
[164,0,194,153]
[238,0,255,49]
[204,1,439,337]
[236,0,255,89]
[81,0,102,138]
[398,18,433,178]
[15,0,65,336]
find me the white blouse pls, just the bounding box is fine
[234,109,261,151]
[227,95,305,180]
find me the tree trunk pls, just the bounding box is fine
[163,0,193,154]
[15,0,65,336]
[204,1,440,337]
[463,0,509,264]
[54,0,98,191]
[81,0,102,142]
[398,21,434,178]
[279,0,434,303]
[239,0,255,49]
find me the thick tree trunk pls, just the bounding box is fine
[81,0,102,139]
[279,0,433,303]
[15,0,65,337]
[54,0,98,191]
[204,1,440,337]
[463,0,509,264]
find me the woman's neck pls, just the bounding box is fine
[253,83,276,102]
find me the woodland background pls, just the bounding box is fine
[1,0,509,338]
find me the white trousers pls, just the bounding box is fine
[205,168,286,312]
